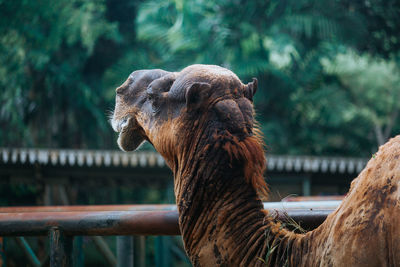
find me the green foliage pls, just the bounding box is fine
[322,50,400,146]
[0,0,399,156]
[0,0,120,148]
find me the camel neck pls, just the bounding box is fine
[173,145,304,266]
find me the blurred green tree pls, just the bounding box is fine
[0,0,120,148]
[322,50,400,147]
[134,0,388,155]
[0,0,399,156]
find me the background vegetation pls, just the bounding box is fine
[1,0,400,156]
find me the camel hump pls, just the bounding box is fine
[366,135,400,183]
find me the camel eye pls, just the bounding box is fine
[147,93,155,101]
[116,85,126,95]
[116,77,133,95]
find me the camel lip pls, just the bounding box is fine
[119,117,130,132]
[111,116,131,133]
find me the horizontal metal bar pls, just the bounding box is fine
[0,205,338,236]
[0,204,177,213]
[281,196,344,202]
[0,201,340,213]
[264,201,341,210]
[0,210,179,236]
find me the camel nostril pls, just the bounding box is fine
[118,117,133,133]
[116,118,126,131]
[120,117,128,127]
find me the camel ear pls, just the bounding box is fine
[185,82,211,112]
[244,78,258,102]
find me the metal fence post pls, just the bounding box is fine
[134,236,146,267]
[0,237,5,267]
[117,236,133,267]
[73,236,84,267]
[155,236,171,267]
[49,227,73,267]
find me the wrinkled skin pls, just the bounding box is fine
[111,64,400,266]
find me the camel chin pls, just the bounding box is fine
[117,128,145,151]
[114,117,145,151]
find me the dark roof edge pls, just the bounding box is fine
[0,148,368,173]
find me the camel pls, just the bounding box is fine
[111,64,400,266]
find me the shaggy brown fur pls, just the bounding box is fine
[111,64,400,266]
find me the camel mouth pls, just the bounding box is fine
[118,117,130,133]
[114,117,135,140]
[111,116,132,133]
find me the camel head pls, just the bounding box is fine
[111,68,172,151]
[111,64,262,173]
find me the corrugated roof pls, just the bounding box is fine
[0,148,368,173]
[0,148,165,168]
[266,155,367,174]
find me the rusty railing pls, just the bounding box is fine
[0,201,340,266]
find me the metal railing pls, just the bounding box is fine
[0,202,340,266]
